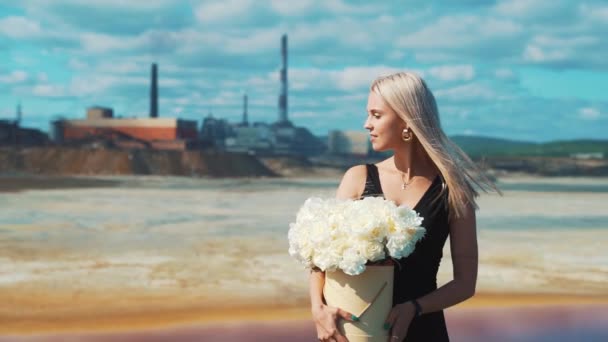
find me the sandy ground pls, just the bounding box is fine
[3,173,607,340]
[0,175,121,192]
[1,293,607,334]
[1,298,607,341]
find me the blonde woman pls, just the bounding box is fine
[310,72,499,342]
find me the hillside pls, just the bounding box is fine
[0,147,277,178]
[450,136,608,158]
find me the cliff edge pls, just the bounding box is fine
[0,147,278,178]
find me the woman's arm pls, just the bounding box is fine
[386,204,478,340]
[310,268,326,309]
[416,205,478,312]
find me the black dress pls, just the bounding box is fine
[361,163,451,341]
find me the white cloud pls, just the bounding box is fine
[322,0,381,15]
[36,72,48,82]
[68,76,116,96]
[494,68,516,80]
[194,0,256,23]
[269,0,316,16]
[579,3,608,22]
[435,83,500,102]
[22,0,174,10]
[0,16,42,38]
[269,0,380,16]
[441,105,471,119]
[79,32,137,53]
[32,84,66,97]
[289,66,411,93]
[428,65,475,82]
[325,93,367,104]
[0,71,29,84]
[95,61,144,74]
[523,35,598,64]
[398,15,522,49]
[332,66,403,91]
[68,58,88,70]
[493,0,557,17]
[578,107,600,120]
[388,51,406,61]
[224,27,284,54]
[78,29,187,54]
[172,106,184,115]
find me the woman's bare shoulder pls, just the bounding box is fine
[336,164,368,200]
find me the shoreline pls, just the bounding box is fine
[2,292,607,335]
[2,172,608,194]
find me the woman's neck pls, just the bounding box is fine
[391,142,433,177]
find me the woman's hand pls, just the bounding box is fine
[312,303,357,342]
[385,302,415,342]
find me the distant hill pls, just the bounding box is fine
[450,135,608,158]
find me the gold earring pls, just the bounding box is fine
[401,128,413,142]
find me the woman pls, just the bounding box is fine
[310,72,499,341]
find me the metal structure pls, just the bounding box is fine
[277,34,289,125]
[150,63,158,118]
[242,94,248,126]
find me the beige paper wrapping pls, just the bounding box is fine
[323,265,394,342]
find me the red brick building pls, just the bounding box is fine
[53,117,198,150]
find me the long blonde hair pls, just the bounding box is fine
[371,71,500,219]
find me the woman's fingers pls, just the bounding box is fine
[388,335,401,342]
[384,305,397,331]
[335,307,358,322]
[318,329,343,342]
[333,329,349,342]
[315,305,355,341]
[316,325,330,341]
[386,305,410,342]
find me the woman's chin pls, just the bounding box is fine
[370,144,389,152]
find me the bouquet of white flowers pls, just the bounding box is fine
[288,196,426,275]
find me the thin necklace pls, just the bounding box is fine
[400,172,414,190]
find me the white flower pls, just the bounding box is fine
[287,196,426,275]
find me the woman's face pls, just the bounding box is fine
[364,91,407,151]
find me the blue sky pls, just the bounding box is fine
[0,0,607,142]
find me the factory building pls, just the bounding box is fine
[225,123,274,154]
[52,64,198,150]
[199,35,326,157]
[328,130,370,156]
[200,114,230,149]
[56,116,196,142]
[86,106,113,119]
[0,103,49,146]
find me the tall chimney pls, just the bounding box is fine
[150,63,158,118]
[16,102,22,126]
[243,94,249,126]
[278,34,288,124]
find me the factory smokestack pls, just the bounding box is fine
[243,94,249,126]
[278,34,288,124]
[16,102,22,126]
[150,63,158,118]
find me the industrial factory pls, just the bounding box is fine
[200,35,326,156]
[2,34,367,157]
[0,103,49,146]
[47,34,328,156]
[51,63,199,151]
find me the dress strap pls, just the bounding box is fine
[364,163,384,196]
